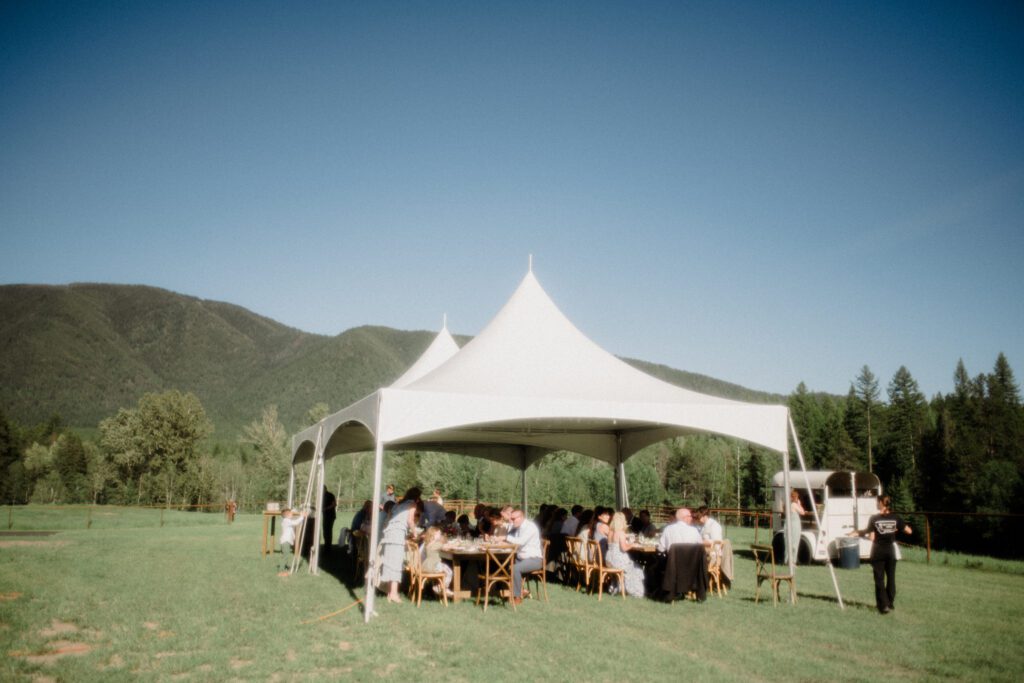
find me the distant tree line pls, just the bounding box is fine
[786,354,1023,556]
[1,354,1019,556]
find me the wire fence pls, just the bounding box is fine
[5,500,1021,561]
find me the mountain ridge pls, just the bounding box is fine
[0,283,789,437]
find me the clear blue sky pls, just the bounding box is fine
[2,1,1022,399]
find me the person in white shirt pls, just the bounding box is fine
[506,509,543,604]
[560,505,583,536]
[279,508,307,572]
[695,506,723,542]
[657,507,703,552]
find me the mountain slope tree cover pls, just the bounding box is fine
[1,284,1021,556]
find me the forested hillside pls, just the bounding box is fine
[0,283,784,436]
[1,283,1020,557]
[0,284,443,434]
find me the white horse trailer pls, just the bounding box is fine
[771,471,882,563]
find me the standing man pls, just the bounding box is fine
[322,486,337,548]
[506,509,543,605]
[850,495,912,614]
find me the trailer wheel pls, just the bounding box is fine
[798,539,812,564]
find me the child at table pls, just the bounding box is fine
[421,525,453,596]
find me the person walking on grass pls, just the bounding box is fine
[850,495,912,614]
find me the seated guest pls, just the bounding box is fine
[545,508,568,538]
[534,503,551,530]
[695,506,723,542]
[575,509,595,561]
[420,525,453,597]
[498,505,514,535]
[636,510,658,538]
[506,509,543,605]
[591,507,612,558]
[561,505,584,536]
[606,512,645,597]
[622,507,635,532]
[629,507,646,534]
[472,504,490,537]
[483,508,505,540]
[348,500,372,553]
[657,507,702,552]
[457,514,473,537]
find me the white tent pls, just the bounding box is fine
[290,267,837,619]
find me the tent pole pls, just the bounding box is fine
[615,433,629,509]
[290,449,319,575]
[286,466,295,509]
[310,431,326,575]
[789,415,844,610]
[364,406,386,623]
[520,447,528,512]
[783,428,793,580]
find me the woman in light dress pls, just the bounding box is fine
[606,512,645,597]
[786,489,806,564]
[381,487,421,604]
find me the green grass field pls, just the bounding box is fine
[2,507,1023,681]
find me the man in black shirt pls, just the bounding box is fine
[851,495,912,614]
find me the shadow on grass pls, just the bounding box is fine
[735,591,876,611]
[314,545,364,599]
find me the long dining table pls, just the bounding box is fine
[439,542,515,603]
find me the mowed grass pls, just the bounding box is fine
[1,509,1023,682]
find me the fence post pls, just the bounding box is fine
[7,505,12,530]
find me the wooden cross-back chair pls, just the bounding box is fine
[476,546,516,612]
[586,539,625,601]
[405,540,449,607]
[353,532,369,585]
[706,540,726,597]
[523,539,549,602]
[751,543,796,606]
[563,537,584,590]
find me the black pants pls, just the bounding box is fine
[871,556,897,611]
[323,517,335,547]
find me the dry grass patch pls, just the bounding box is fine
[38,619,78,638]
[0,591,23,600]
[10,640,93,664]
[0,540,70,548]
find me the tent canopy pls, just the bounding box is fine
[292,269,790,469]
[284,267,846,621]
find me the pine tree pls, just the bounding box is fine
[788,382,826,467]
[883,366,927,504]
[854,366,881,472]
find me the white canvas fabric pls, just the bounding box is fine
[389,324,459,388]
[292,270,789,468]
[289,269,819,621]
